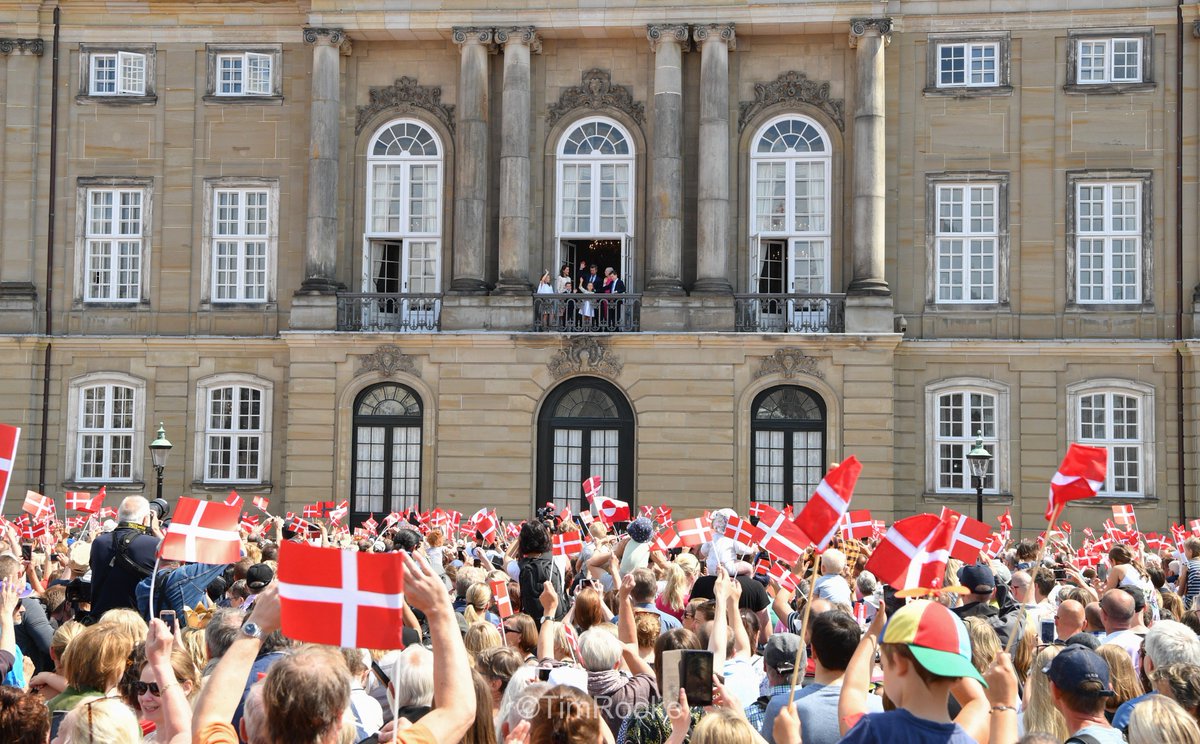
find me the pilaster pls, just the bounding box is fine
[449,27,495,296]
[645,24,690,296]
[692,23,735,295]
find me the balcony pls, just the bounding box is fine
[336,293,442,332]
[733,294,846,333]
[533,294,642,332]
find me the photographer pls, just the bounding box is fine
[88,496,164,618]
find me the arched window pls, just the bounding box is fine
[361,119,443,329]
[750,386,827,508]
[537,378,635,515]
[195,373,273,485]
[352,383,423,518]
[67,372,146,484]
[924,378,1010,496]
[1067,379,1155,497]
[555,117,636,290]
[748,116,833,331]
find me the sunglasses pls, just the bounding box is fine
[503,626,519,634]
[134,681,163,696]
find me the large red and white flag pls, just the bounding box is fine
[793,456,862,550]
[755,504,811,564]
[65,490,103,514]
[1046,444,1108,520]
[552,532,584,558]
[839,510,875,541]
[1112,504,1137,528]
[278,541,406,649]
[939,507,994,564]
[675,517,714,548]
[0,424,20,514]
[593,496,631,525]
[865,513,954,592]
[723,515,765,546]
[22,491,55,521]
[490,577,514,618]
[160,497,241,564]
[582,475,603,502]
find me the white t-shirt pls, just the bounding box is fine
[704,536,756,576]
[815,574,852,605]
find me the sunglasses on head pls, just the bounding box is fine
[134,681,162,696]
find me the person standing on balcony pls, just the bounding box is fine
[536,271,555,330]
[602,267,626,330]
[555,264,573,294]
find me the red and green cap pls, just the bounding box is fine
[881,599,986,685]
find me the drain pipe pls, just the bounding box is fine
[36,5,60,493]
[1176,0,1187,523]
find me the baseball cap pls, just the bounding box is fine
[1044,645,1115,697]
[245,563,274,592]
[764,633,802,674]
[881,599,986,685]
[627,517,654,544]
[958,564,996,594]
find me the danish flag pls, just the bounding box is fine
[490,577,514,619]
[577,510,594,527]
[240,513,260,532]
[755,557,771,576]
[160,497,241,565]
[768,561,799,592]
[593,496,631,525]
[1191,519,1200,536]
[559,506,573,524]
[65,490,103,514]
[582,475,603,502]
[652,528,682,553]
[252,496,270,513]
[224,491,243,509]
[939,508,994,564]
[839,510,875,541]
[475,511,500,543]
[655,505,674,528]
[793,456,863,550]
[303,503,322,519]
[755,504,811,564]
[865,513,955,592]
[998,508,1013,532]
[328,500,349,523]
[552,532,584,557]
[748,502,769,520]
[1145,533,1170,553]
[1073,552,1102,569]
[22,491,55,521]
[675,518,713,548]
[0,424,20,513]
[1112,504,1137,528]
[287,514,314,534]
[363,516,379,536]
[278,541,406,649]
[1046,444,1108,520]
[723,515,765,546]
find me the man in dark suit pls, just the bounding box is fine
[602,267,626,328]
[581,264,601,292]
[89,496,163,618]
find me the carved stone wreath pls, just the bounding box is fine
[738,71,845,132]
[355,345,418,378]
[547,69,645,127]
[355,77,456,135]
[754,348,824,380]
[547,337,623,380]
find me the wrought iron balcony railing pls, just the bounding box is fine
[533,293,642,332]
[733,293,846,333]
[336,293,442,332]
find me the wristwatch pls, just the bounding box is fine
[241,622,264,640]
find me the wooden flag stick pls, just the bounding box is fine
[788,550,821,695]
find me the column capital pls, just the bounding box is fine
[692,23,735,51]
[647,24,691,52]
[495,26,541,53]
[303,27,347,47]
[0,38,43,56]
[848,18,893,47]
[452,27,496,47]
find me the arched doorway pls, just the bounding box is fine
[351,382,423,519]
[750,385,827,508]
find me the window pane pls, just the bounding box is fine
[939,44,966,86]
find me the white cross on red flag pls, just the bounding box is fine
[768,561,799,592]
[865,513,954,592]
[303,503,321,518]
[240,513,260,532]
[723,515,765,546]
[490,577,514,618]
[793,456,862,550]
[652,528,681,553]
[224,491,243,509]
[939,507,994,564]
[1046,444,1108,520]
[674,517,713,548]
[552,532,584,557]
[839,510,875,540]
[475,511,499,543]
[22,490,55,521]
[755,504,811,564]
[252,495,270,513]
[1112,504,1137,528]
[748,502,769,520]
[363,516,379,535]
[160,497,241,564]
[278,541,406,649]
[65,490,103,514]
[329,500,349,523]
[0,424,20,514]
[582,475,603,502]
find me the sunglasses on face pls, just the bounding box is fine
[134,681,162,696]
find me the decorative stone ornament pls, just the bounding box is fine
[547,69,646,126]
[0,39,44,56]
[755,348,824,380]
[355,345,419,378]
[355,77,456,135]
[547,337,624,380]
[691,23,735,50]
[494,26,542,53]
[738,71,846,132]
[646,24,691,52]
[848,18,894,47]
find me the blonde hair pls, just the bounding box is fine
[96,608,148,643]
[662,555,698,613]
[1129,695,1200,744]
[1098,643,1144,710]
[463,583,493,625]
[61,623,138,692]
[1023,645,1069,741]
[51,620,85,664]
[63,696,142,744]
[1011,620,1037,688]
[691,709,758,744]
[465,622,503,658]
[964,617,1000,675]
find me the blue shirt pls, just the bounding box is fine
[136,562,229,619]
[635,602,682,631]
[1112,691,1155,730]
[839,709,976,744]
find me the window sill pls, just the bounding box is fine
[923,302,1011,312]
[189,481,273,494]
[1058,495,1157,506]
[1063,82,1156,96]
[201,301,277,310]
[202,94,284,106]
[62,480,145,492]
[1065,303,1154,313]
[76,300,151,310]
[922,85,1013,98]
[75,94,158,106]
[922,492,1013,506]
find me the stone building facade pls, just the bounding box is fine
[0,0,1198,537]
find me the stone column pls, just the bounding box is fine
[493,26,539,295]
[692,24,734,295]
[847,18,891,297]
[0,38,43,333]
[645,24,689,296]
[450,27,493,295]
[299,28,346,295]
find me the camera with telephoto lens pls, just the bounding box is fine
[536,502,557,522]
[148,498,170,520]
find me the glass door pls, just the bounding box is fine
[787,238,829,332]
[402,239,439,329]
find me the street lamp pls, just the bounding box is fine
[966,432,993,523]
[149,423,173,503]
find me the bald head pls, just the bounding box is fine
[1084,602,1105,633]
[117,496,149,525]
[1055,599,1086,641]
[1010,570,1032,604]
[1101,589,1136,631]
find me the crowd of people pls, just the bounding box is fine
[1,496,1200,744]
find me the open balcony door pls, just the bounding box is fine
[786,238,830,333]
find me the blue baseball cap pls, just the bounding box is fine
[1044,645,1115,697]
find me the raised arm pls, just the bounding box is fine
[727,580,751,660]
[146,618,192,742]
[709,568,732,670]
[838,605,884,735]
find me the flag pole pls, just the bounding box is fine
[788,549,821,695]
[146,554,161,618]
[1013,502,1063,655]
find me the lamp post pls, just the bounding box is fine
[149,423,172,503]
[966,432,993,523]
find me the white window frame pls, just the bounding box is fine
[1076,37,1142,84]
[215,52,273,96]
[555,116,636,239]
[936,41,1000,88]
[65,372,146,485]
[80,46,155,99]
[1073,180,1143,305]
[194,374,273,486]
[934,182,1000,304]
[924,378,1010,497]
[1067,379,1155,498]
[76,179,152,304]
[89,51,146,95]
[201,178,278,305]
